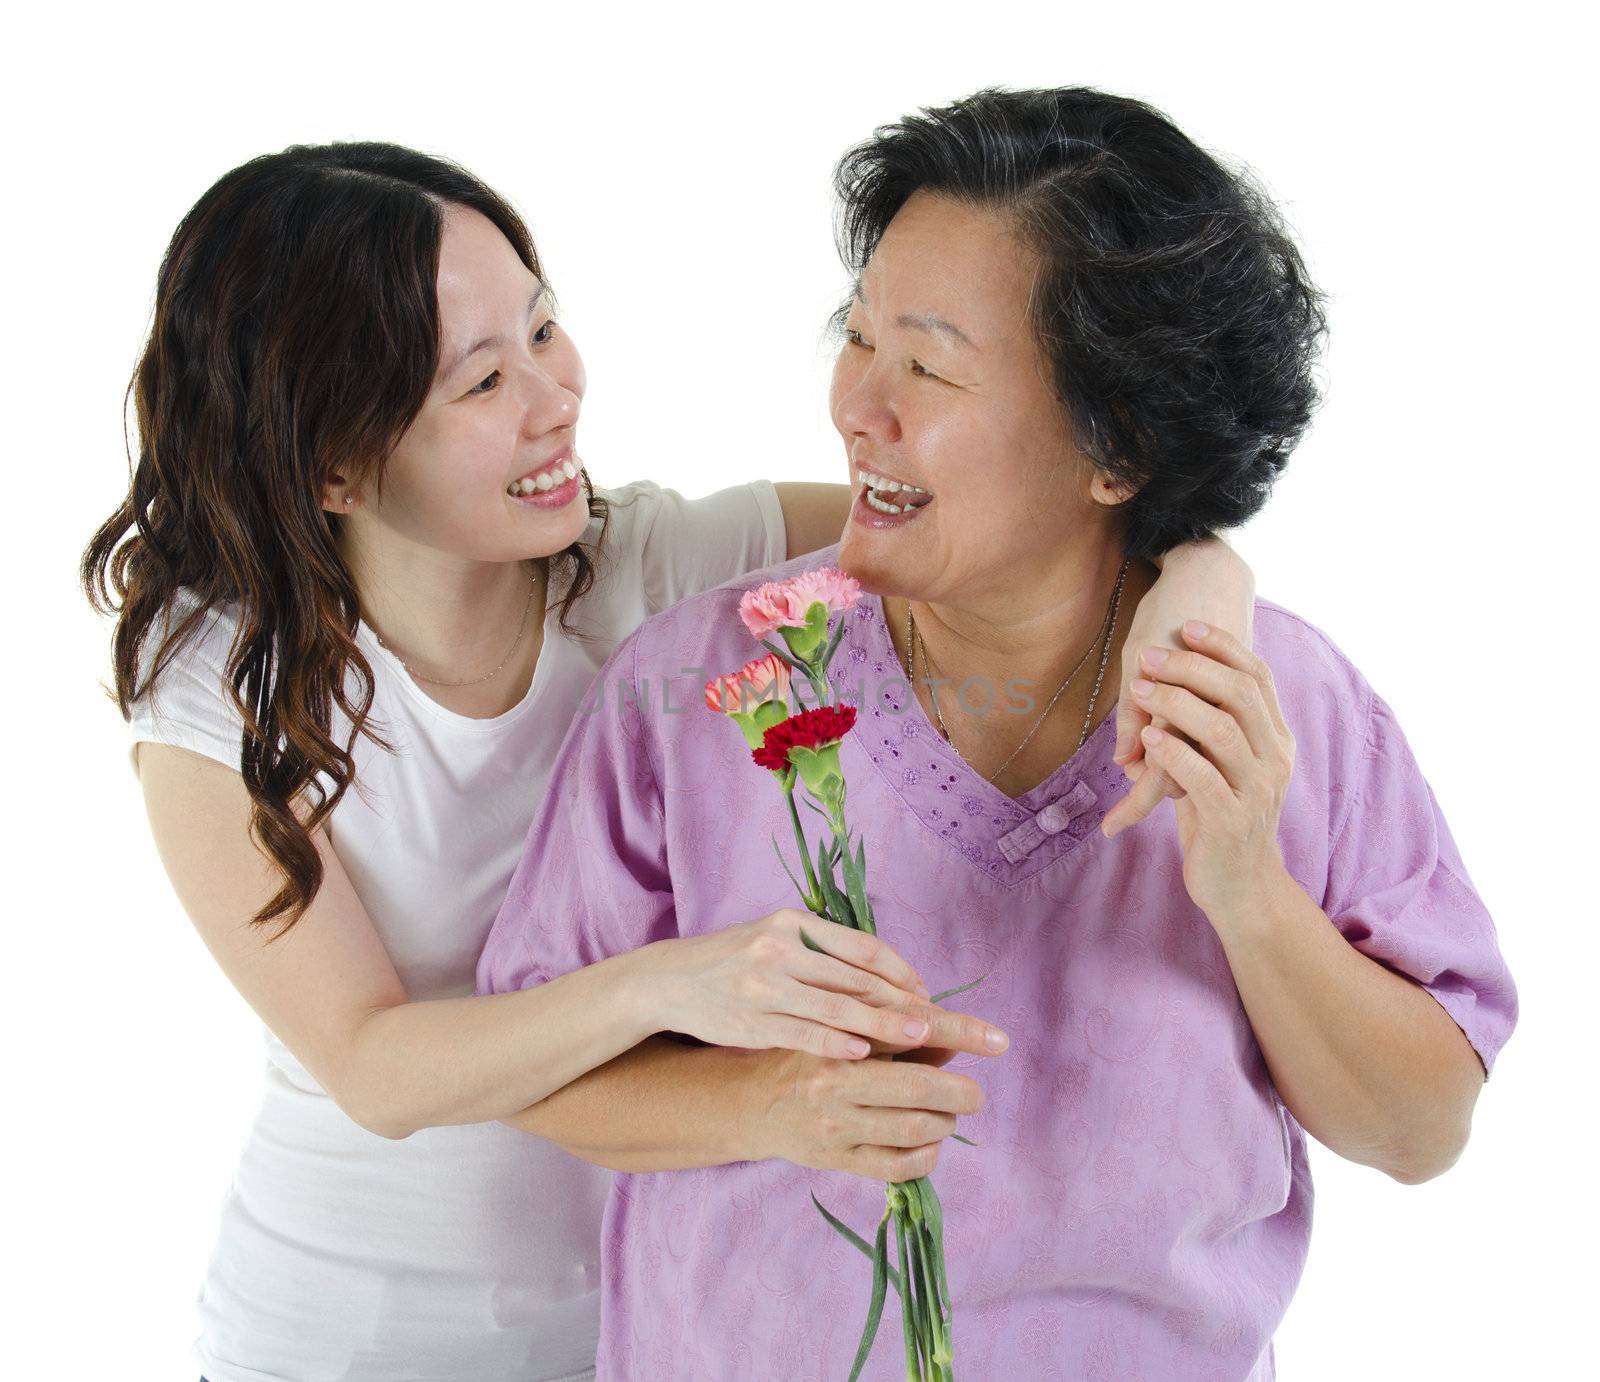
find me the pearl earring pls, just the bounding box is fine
[344,496,354,507]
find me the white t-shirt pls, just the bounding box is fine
[127,480,787,1382]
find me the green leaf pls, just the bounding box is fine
[928,973,988,1005]
[809,1192,905,1293]
[798,926,836,958]
[758,637,804,671]
[771,836,809,904]
[842,843,873,942]
[818,839,859,930]
[847,1213,893,1382]
[913,1178,954,1336]
[911,1206,944,1368]
[851,837,877,931]
[822,614,849,671]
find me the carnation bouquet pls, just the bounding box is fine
[704,567,975,1381]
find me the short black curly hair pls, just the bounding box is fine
[833,86,1327,559]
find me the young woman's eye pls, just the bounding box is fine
[466,322,559,397]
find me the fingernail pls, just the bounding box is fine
[914,983,931,1001]
[904,1019,930,1041]
[984,1027,1009,1052]
[846,1038,870,1057]
[1130,678,1156,699]
[1142,725,1165,744]
[1184,620,1210,640]
[1141,646,1169,667]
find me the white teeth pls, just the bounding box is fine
[509,459,578,497]
[859,468,928,496]
[864,490,904,515]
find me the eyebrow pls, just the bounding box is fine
[852,282,977,351]
[442,285,547,380]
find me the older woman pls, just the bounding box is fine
[478,88,1517,1380]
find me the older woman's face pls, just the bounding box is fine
[831,192,1115,604]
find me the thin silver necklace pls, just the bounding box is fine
[368,565,541,688]
[907,558,1129,783]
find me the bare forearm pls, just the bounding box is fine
[343,950,658,1139]
[1150,534,1256,641]
[504,1035,776,1172]
[1213,869,1484,1183]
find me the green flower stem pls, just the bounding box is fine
[913,1178,954,1355]
[903,1187,942,1377]
[892,1201,924,1382]
[914,1217,946,1376]
[782,780,823,911]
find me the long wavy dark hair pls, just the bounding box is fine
[82,142,609,936]
[834,87,1328,559]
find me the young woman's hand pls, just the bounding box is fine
[1126,622,1296,923]
[643,908,1008,1062]
[1104,536,1257,839]
[757,1047,988,1182]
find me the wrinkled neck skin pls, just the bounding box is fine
[880,528,1160,792]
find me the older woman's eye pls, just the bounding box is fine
[910,359,942,381]
[845,329,872,349]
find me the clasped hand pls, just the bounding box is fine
[646,908,1006,1181]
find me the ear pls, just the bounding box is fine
[319,474,360,515]
[1088,468,1138,508]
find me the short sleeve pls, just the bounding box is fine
[625,478,787,615]
[124,603,248,777]
[1321,687,1518,1080]
[476,633,679,996]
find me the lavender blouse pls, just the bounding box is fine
[477,546,1517,1381]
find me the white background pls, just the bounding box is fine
[7,2,1593,1378]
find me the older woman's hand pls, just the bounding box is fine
[1103,537,1257,839]
[1126,622,1295,921]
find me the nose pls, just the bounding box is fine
[510,356,580,439]
[831,345,901,452]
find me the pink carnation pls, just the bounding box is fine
[704,653,791,714]
[738,567,862,640]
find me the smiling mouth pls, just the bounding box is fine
[857,467,935,515]
[506,455,579,497]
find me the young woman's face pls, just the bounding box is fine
[344,205,590,562]
[830,192,1125,605]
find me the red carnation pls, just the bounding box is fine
[751,704,857,772]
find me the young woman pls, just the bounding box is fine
[83,142,1253,1381]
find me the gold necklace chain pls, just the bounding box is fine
[369,564,541,688]
[906,558,1130,783]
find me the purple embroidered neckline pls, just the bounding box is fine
[828,593,1127,887]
